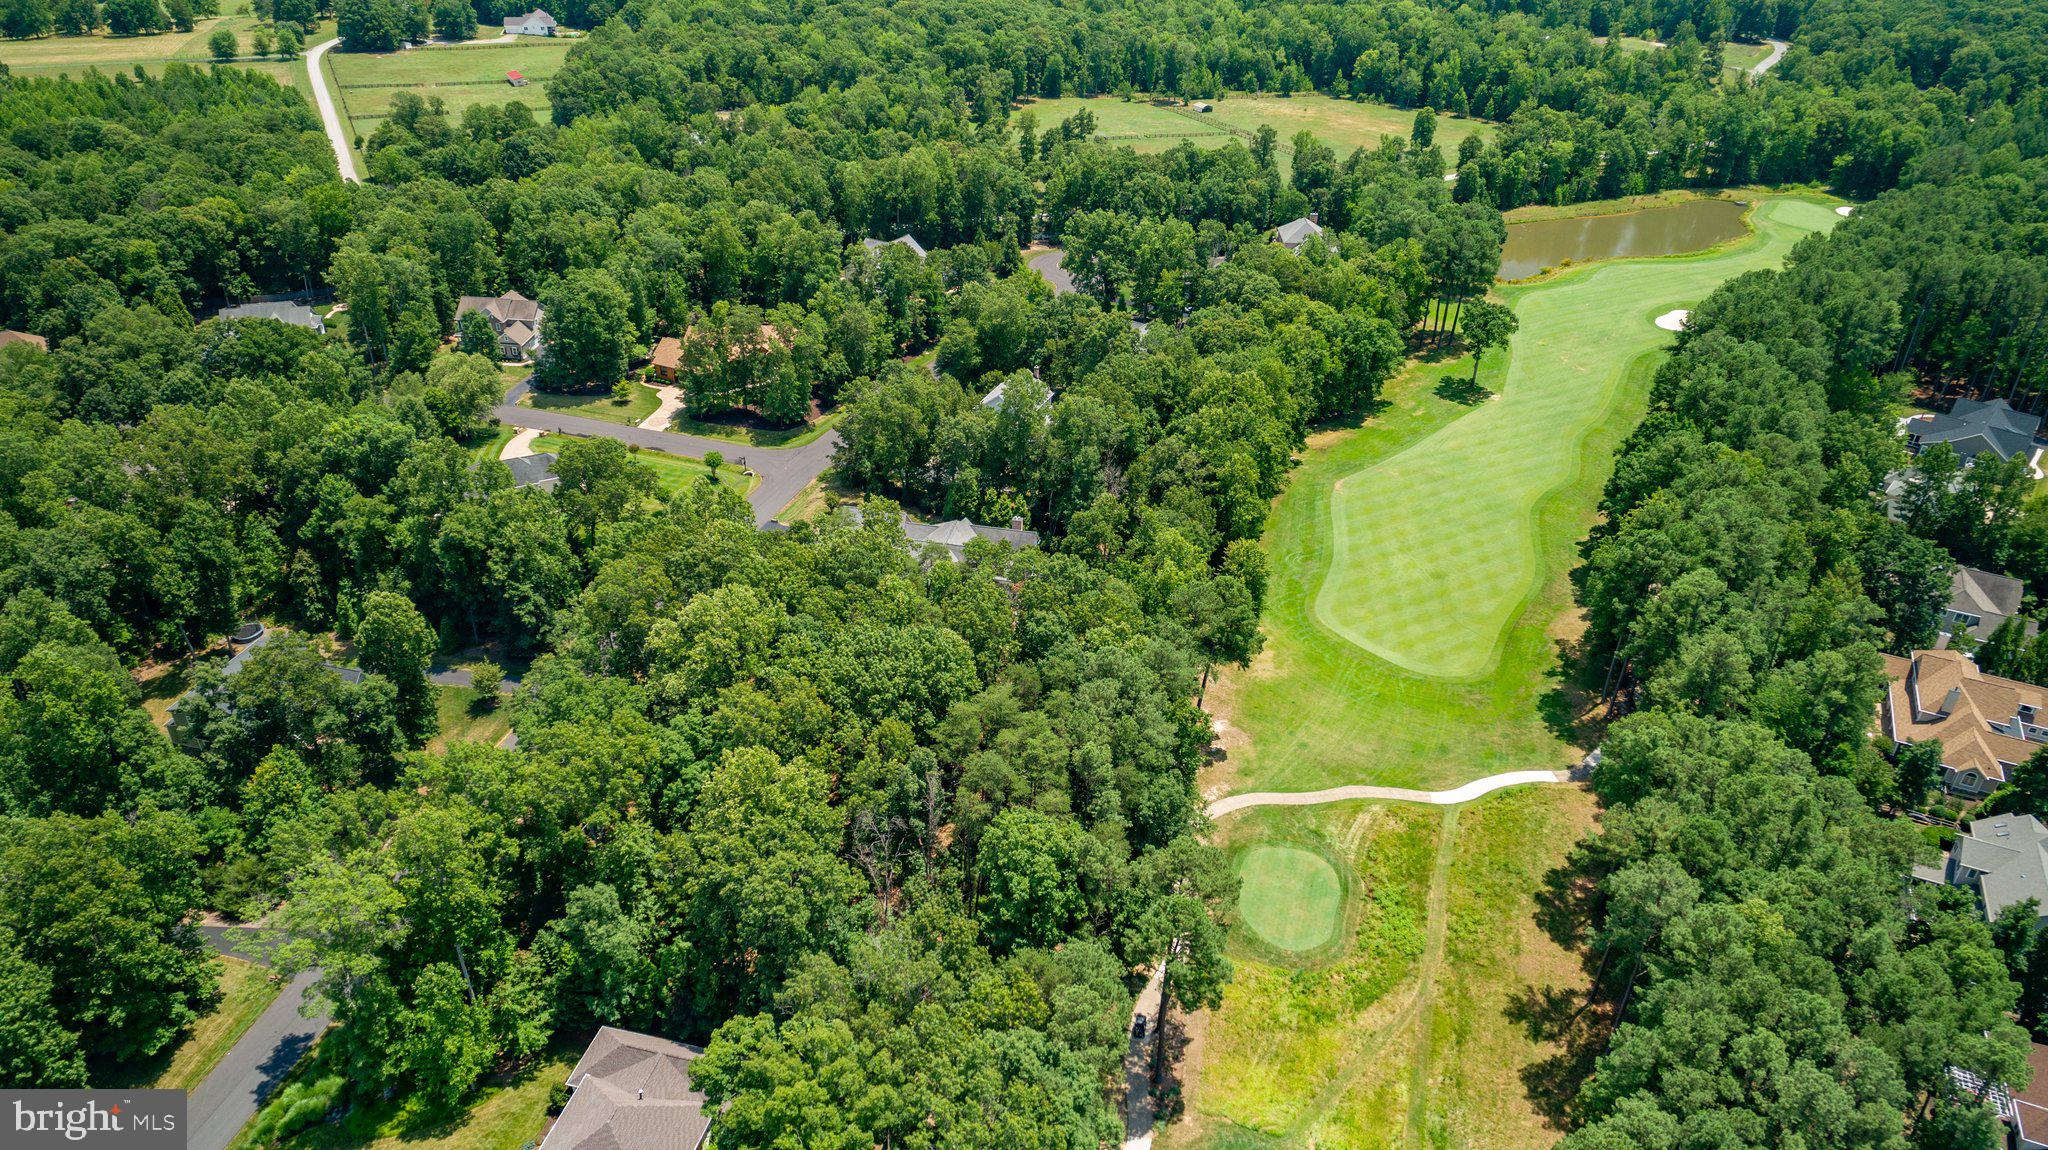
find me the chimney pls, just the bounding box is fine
[1010,516,1025,531]
[1309,211,1319,224]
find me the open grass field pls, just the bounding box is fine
[668,407,845,449]
[107,955,281,1091]
[1204,195,1841,796]
[425,683,512,754]
[1020,92,1489,171]
[325,37,569,137]
[0,14,329,90]
[522,380,662,426]
[1164,785,1599,1150]
[1721,40,1772,80]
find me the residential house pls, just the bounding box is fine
[980,375,1054,412]
[504,8,557,35]
[1950,1046,2048,1150]
[216,301,326,333]
[861,234,929,260]
[1943,814,2048,926]
[682,322,785,363]
[842,505,1041,563]
[1947,566,2034,645]
[504,452,560,492]
[1902,397,2043,469]
[170,622,363,744]
[538,1027,712,1150]
[0,329,47,351]
[1273,216,1327,251]
[1877,648,2048,796]
[456,291,544,360]
[647,336,684,383]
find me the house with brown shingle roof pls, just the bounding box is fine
[647,336,684,382]
[539,1027,711,1150]
[1878,648,2048,796]
[0,329,49,351]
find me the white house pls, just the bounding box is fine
[503,9,557,36]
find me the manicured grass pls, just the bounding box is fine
[1020,92,1490,169]
[325,38,569,137]
[1166,786,1598,1150]
[106,955,281,1091]
[272,1047,577,1150]
[1236,846,1343,954]
[522,381,662,426]
[1721,39,1772,81]
[0,15,330,92]
[464,423,518,464]
[668,407,844,448]
[1317,196,1839,680]
[531,433,759,497]
[1207,195,1840,795]
[425,684,511,755]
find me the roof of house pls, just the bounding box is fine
[648,336,684,372]
[0,329,48,351]
[1953,814,2048,922]
[217,301,324,331]
[980,377,1053,411]
[539,1027,710,1150]
[1880,648,2048,787]
[221,627,277,678]
[456,291,542,328]
[900,516,1040,555]
[505,452,558,490]
[2011,1043,2048,1146]
[1912,398,2042,462]
[1274,217,1324,247]
[861,234,929,260]
[1952,566,2027,638]
[505,8,556,25]
[682,323,785,360]
[501,321,537,349]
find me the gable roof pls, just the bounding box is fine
[457,291,542,329]
[900,516,1040,558]
[1953,814,2048,922]
[1879,648,2048,787]
[1951,566,2027,638]
[504,452,558,490]
[861,234,929,260]
[648,336,684,372]
[539,1027,710,1150]
[1912,398,2041,462]
[505,7,556,26]
[1274,217,1324,248]
[217,301,324,331]
[0,329,48,351]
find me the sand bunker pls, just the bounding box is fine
[1654,309,1690,332]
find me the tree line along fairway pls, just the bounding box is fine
[1020,92,1491,168]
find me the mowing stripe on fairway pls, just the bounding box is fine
[1313,197,1841,679]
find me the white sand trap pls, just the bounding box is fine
[1654,309,1690,332]
[1835,205,1855,216]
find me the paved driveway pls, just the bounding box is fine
[495,377,838,525]
[188,927,328,1150]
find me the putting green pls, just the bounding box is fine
[1314,197,1841,679]
[1236,846,1343,953]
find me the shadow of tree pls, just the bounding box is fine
[1434,375,1492,405]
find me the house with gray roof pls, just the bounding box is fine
[538,1027,711,1150]
[504,8,557,34]
[1947,566,2033,644]
[457,291,544,360]
[1945,814,2048,926]
[1273,216,1327,251]
[901,515,1039,562]
[217,301,326,333]
[504,452,560,492]
[1904,398,2042,468]
[861,234,929,260]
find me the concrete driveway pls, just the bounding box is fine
[496,376,838,525]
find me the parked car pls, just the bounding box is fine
[1132,1014,1148,1039]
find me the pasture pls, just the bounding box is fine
[1019,92,1489,169]
[0,14,326,91]
[325,36,568,136]
[1206,195,1840,798]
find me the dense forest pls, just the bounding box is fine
[1,0,2047,1139]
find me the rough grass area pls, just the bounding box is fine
[325,38,569,136]
[1206,195,1841,796]
[1019,92,1489,173]
[107,954,280,1091]
[270,1047,577,1150]
[1237,846,1344,954]
[0,15,327,90]
[522,381,662,426]
[1166,786,1598,1150]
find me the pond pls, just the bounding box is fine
[1498,198,1751,280]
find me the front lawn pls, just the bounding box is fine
[106,954,281,1092]
[521,382,662,426]
[267,1047,577,1150]
[532,434,759,497]
[425,684,512,754]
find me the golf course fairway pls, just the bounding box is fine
[1316,196,1842,679]
[1207,195,1840,795]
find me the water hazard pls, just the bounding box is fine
[1498,198,1750,280]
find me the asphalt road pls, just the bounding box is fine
[495,377,840,525]
[188,927,328,1150]
[1750,37,1790,76]
[1027,247,1073,295]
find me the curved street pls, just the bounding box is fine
[496,377,840,525]
[1750,37,1790,77]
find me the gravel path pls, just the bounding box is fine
[305,38,359,183]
